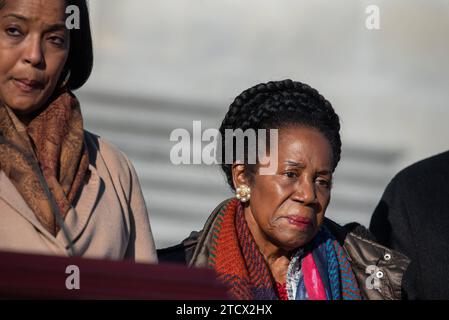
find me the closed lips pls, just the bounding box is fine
[14,78,44,91]
[286,216,312,224]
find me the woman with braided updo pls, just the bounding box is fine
[159,80,409,300]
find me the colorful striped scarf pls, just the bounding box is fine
[207,199,362,300]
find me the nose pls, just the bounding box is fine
[292,175,317,205]
[22,36,45,68]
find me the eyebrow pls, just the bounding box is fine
[45,23,67,32]
[317,170,332,176]
[2,13,29,21]
[285,160,332,175]
[2,13,66,31]
[285,160,305,168]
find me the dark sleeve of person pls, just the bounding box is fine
[370,151,449,300]
[157,231,202,264]
[369,176,420,300]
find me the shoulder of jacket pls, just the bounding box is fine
[158,199,234,266]
[389,150,449,187]
[84,130,134,174]
[325,218,409,264]
[324,219,410,299]
[157,230,203,264]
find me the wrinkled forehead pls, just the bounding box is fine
[0,0,68,23]
[277,126,333,169]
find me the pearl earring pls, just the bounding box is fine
[236,185,251,203]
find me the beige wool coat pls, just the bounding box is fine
[0,131,157,263]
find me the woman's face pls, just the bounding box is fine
[241,126,334,252]
[0,0,69,114]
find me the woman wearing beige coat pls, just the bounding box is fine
[0,0,157,263]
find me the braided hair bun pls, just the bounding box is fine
[219,79,341,190]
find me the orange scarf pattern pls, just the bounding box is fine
[208,199,277,299]
[0,89,89,235]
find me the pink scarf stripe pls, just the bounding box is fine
[302,252,327,300]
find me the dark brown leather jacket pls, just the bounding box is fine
[159,200,410,300]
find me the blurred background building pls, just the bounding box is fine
[78,0,449,248]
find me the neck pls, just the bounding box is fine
[16,112,37,126]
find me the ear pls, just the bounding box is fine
[231,163,249,190]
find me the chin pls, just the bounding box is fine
[6,98,43,114]
[279,230,319,251]
[279,235,311,251]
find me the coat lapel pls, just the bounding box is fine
[57,164,101,247]
[0,163,102,255]
[0,170,55,240]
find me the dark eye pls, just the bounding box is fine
[6,27,22,37]
[316,179,331,188]
[49,35,65,46]
[284,171,298,179]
